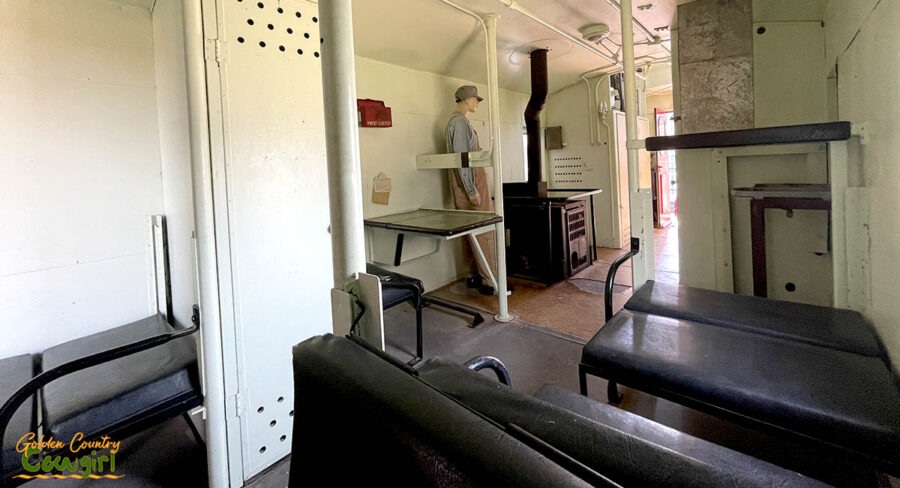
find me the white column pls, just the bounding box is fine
[319,0,367,290]
[620,0,655,288]
[485,14,512,322]
[182,1,230,486]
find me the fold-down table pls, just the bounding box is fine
[364,209,503,327]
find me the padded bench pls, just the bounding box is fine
[624,281,887,359]
[0,314,201,486]
[579,281,900,475]
[290,333,829,487]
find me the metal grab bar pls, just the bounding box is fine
[0,307,200,485]
[464,356,512,386]
[605,237,640,321]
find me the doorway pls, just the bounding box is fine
[654,109,677,228]
[652,109,679,283]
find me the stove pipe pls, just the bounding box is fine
[524,48,548,186]
[505,48,549,198]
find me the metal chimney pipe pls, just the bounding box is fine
[524,48,548,190]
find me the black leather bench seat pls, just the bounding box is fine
[366,264,423,309]
[41,315,201,441]
[382,286,416,309]
[581,310,900,469]
[290,335,593,487]
[532,384,832,487]
[624,281,885,358]
[419,357,828,487]
[1,355,35,474]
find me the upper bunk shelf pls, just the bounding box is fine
[644,121,851,152]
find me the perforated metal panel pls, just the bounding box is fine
[551,155,585,186]
[230,0,323,59]
[207,0,332,479]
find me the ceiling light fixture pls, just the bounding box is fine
[578,23,611,44]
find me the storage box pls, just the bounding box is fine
[357,99,392,127]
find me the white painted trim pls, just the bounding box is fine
[709,150,735,292]
[828,140,849,308]
[845,188,871,313]
[184,0,237,485]
[146,215,161,316]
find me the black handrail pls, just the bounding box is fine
[0,306,200,486]
[464,356,512,386]
[604,237,640,321]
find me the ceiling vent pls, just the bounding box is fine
[579,23,611,44]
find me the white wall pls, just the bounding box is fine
[752,0,828,127]
[544,79,617,247]
[355,56,529,291]
[0,0,163,356]
[825,0,900,366]
[152,0,196,326]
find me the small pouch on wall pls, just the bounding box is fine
[372,172,391,205]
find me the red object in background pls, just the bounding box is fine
[654,108,676,225]
[357,99,392,127]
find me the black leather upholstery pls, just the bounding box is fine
[582,310,900,470]
[366,263,424,309]
[1,355,35,474]
[624,281,885,358]
[41,315,201,441]
[419,358,828,487]
[381,286,416,309]
[289,334,593,487]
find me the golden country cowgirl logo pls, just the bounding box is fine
[13,432,124,480]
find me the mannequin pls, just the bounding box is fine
[445,85,497,293]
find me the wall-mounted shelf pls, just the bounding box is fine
[645,122,851,151]
[416,151,492,169]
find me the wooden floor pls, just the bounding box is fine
[428,219,680,340]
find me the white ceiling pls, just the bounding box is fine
[352,0,677,93]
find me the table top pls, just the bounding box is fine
[364,209,502,237]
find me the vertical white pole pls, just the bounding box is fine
[319,0,367,290]
[829,140,849,308]
[182,1,230,486]
[485,14,512,322]
[620,0,655,288]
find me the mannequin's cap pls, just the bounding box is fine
[455,85,484,102]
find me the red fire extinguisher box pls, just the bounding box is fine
[357,99,392,128]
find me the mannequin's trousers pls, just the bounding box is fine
[449,168,498,286]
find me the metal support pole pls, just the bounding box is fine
[485,14,512,322]
[182,1,230,486]
[467,233,498,292]
[620,0,654,289]
[319,0,367,290]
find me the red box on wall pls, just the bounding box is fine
[357,99,392,128]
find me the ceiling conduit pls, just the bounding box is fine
[496,0,622,68]
[435,0,513,322]
[602,0,671,55]
[436,0,494,163]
